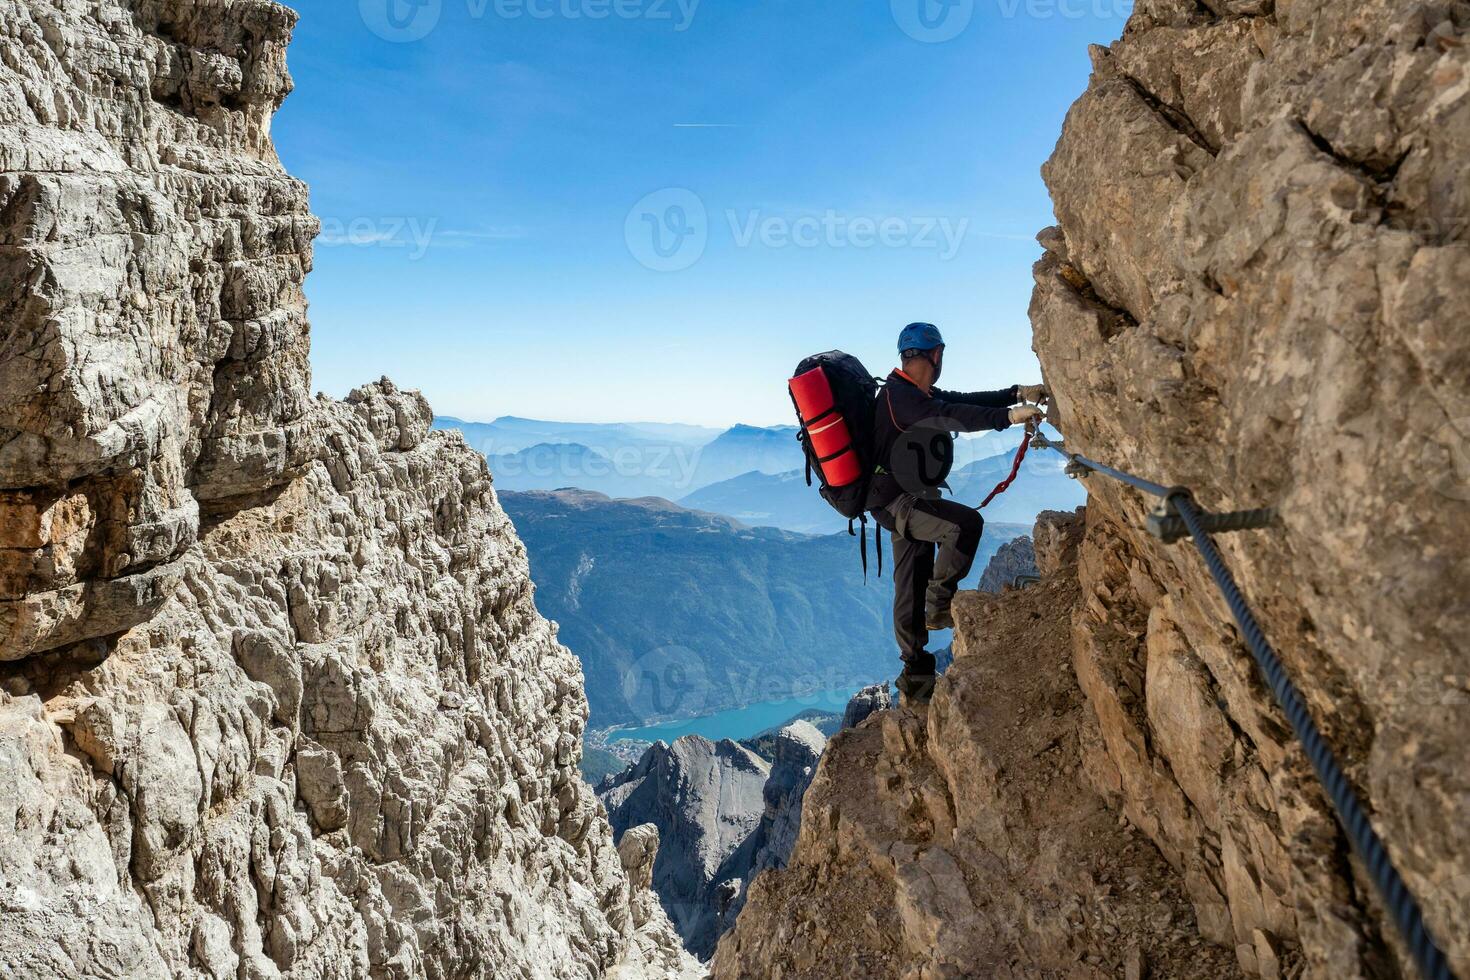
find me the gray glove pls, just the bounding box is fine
[1016,383,1048,404]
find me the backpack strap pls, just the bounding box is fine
[848,514,880,582]
[875,518,883,579]
[848,517,869,582]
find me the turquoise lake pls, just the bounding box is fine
[609,685,880,744]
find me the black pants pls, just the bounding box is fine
[876,495,984,670]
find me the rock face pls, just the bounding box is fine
[724,721,826,927]
[600,737,771,960]
[713,511,1243,979]
[721,4,1469,978]
[600,724,829,962]
[1030,0,1470,975]
[0,3,695,978]
[0,0,313,661]
[976,535,1038,593]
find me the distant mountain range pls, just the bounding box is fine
[436,415,804,499]
[499,489,1028,729]
[682,427,1084,532]
[680,469,845,535]
[441,415,1077,532]
[437,415,720,455]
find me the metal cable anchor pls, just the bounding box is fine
[1147,489,1279,544]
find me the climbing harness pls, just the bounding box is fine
[978,417,1039,509]
[1032,429,1458,980]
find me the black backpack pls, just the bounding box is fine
[788,351,882,577]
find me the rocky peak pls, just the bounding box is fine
[600,736,771,959]
[599,720,835,963]
[841,683,893,730]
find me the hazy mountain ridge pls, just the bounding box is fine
[501,489,1030,730]
[499,489,896,729]
[441,414,1080,533]
[682,442,1086,533]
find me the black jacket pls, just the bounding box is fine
[866,370,1016,511]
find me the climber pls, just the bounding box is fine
[868,322,1046,704]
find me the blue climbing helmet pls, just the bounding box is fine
[897,322,944,354]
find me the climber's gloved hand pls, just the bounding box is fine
[1008,405,1043,426]
[1016,383,1048,404]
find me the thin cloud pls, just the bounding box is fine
[318,230,396,245]
[437,227,529,242]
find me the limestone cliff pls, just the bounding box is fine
[598,721,834,963]
[0,2,695,977]
[1030,0,1469,974]
[718,1,1469,977]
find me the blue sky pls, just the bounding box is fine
[275,0,1130,426]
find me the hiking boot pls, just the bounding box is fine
[896,670,936,707]
[925,606,954,631]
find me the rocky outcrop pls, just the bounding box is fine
[600,737,770,959]
[1029,0,1470,975]
[0,0,313,661]
[713,511,1243,979]
[977,535,1039,593]
[840,683,892,730]
[0,3,695,977]
[725,721,826,925]
[600,722,832,962]
[613,825,696,980]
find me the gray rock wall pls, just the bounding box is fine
[1031,1,1470,974]
[599,723,827,962]
[600,737,770,960]
[0,3,695,977]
